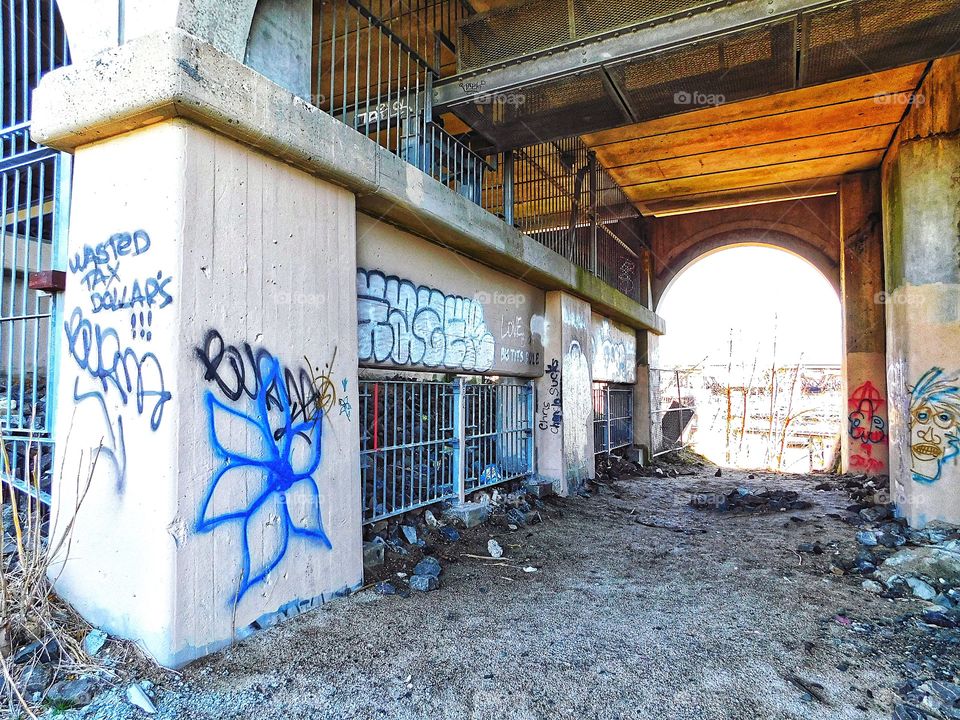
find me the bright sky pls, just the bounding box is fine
[656,246,842,368]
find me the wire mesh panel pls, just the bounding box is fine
[1,0,70,505]
[593,382,633,455]
[651,368,697,457]
[463,380,534,493]
[359,379,457,523]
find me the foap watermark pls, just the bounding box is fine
[474,290,527,307]
[874,92,925,106]
[874,291,924,307]
[474,92,526,106]
[274,290,326,307]
[673,90,725,108]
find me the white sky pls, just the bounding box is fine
[656,246,842,368]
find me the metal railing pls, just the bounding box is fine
[593,382,633,456]
[463,380,534,492]
[359,376,533,524]
[305,2,645,306]
[1,0,71,506]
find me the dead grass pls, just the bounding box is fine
[0,431,116,717]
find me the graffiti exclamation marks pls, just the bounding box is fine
[130,313,137,339]
[146,310,153,342]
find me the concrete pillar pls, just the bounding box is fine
[882,56,960,526]
[632,331,656,462]
[840,171,889,476]
[47,119,362,667]
[534,291,594,495]
[244,0,313,100]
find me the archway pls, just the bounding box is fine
[655,245,843,472]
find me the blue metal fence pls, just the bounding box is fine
[359,376,534,524]
[593,382,634,456]
[1,0,71,505]
[463,380,534,493]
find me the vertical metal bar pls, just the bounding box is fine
[503,149,514,227]
[452,377,465,502]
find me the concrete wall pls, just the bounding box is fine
[591,313,636,384]
[244,0,312,100]
[882,56,960,526]
[534,292,596,494]
[840,172,889,476]
[49,119,361,667]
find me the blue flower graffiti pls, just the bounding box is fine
[196,355,332,602]
[909,367,960,485]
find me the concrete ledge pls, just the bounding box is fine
[31,29,665,334]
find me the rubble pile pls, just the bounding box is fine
[811,475,960,718]
[362,479,559,595]
[689,487,814,513]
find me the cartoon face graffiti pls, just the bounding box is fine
[847,381,886,445]
[909,368,960,484]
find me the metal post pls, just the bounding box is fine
[452,377,466,504]
[588,150,598,274]
[524,380,534,476]
[605,385,612,454]
[503,150,515,227]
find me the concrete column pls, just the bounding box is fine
[534,291,594,495]
[840,171,889,476]
[632,331,656,462]
[882,56,960,526]
[47,119,362,667]
[244,0,313,100]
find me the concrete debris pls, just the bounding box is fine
[905,576,937,601]
[439,526,460,542]
[362,541,385,572]
[83,628,109,657]
[409,574,439,592]
[19,664,52,694]
[47,676,97,707]
[375,581,397,595]
[879,540,960,585]
[442,502,490,528]
[862,579,884,594]
[413,556,442,579]
[400,525,420,545]
[487,539,503,559]
[125,683,157,714]
[424,510,439,528]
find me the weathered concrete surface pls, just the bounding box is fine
[244,0,313,100]
[882,56,960,527]
[69,469,914,719]
[30,29,664,336]
[840,172,889,476]
[355,214,546,377]
[48,119,362,668]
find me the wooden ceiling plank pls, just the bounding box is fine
[622,150,884,201]
[607,124,895,186]
[581,63,926,147]
[592,98,904,168]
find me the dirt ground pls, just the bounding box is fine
[69,464,939,720]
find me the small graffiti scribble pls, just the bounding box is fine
[847,380,886,444]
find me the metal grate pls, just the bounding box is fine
[359,379,457,523]
[593,382,634,455]
[800,0,960,86]
[457,0,722,73]
[609,20,797,124]
[651,368,698,457]
[1,0,71,506]
[463,380,534,493]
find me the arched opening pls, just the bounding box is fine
[655,245,843,473]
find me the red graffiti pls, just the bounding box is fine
[850,443,885,473]
[848,381,887,445]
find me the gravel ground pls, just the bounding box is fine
[68,465,925,720]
